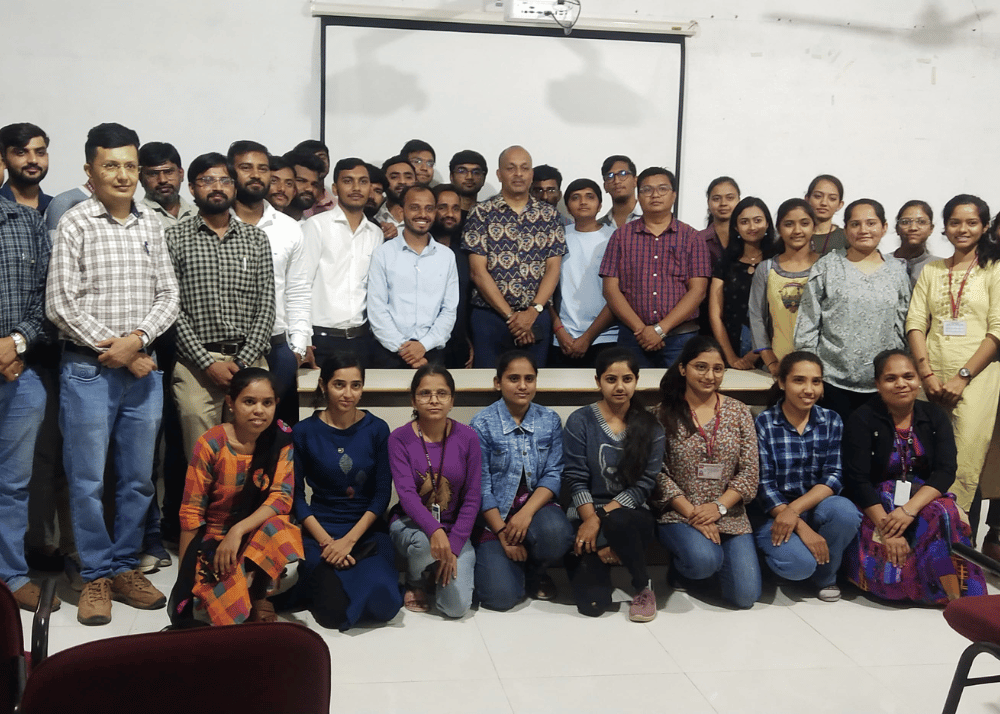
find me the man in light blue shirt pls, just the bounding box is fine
[368,185,459,368]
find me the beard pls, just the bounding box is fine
[291,191,315,211]
[145,186,179,207]
[236,180,268,204]
[9,163,47,187]
[194,192,234,215]
[432,218,462,241]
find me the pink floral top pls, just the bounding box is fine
[651,396,759,535]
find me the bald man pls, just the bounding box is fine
[461,146,566,368]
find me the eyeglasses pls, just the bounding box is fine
[141,167,179,180]
[415,389,452,403]
[195,176,235,187]
[410,157,435,168]
[99,162,139,175]
[453,166,485,178]
[604,169,634,181]
[532,187,560,196]
[689,362,725,375]
[897,218,930,227]
[638,185,672,197]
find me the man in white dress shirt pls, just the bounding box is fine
[301,158,383,366]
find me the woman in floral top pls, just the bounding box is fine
[652,335,761,609]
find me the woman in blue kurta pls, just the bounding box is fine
[288,353,403,630]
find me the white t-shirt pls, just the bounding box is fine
[554,224,619,346]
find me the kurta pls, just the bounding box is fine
[905,259,1000,508]
[179,425,303,626]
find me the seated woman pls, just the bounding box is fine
[651,336,761,610]
[470,350,574,611]
[753,351,861,602]
[842,349,987,604]
[708,196,778,370]
[288,353,403,630]
[389,365,481,618]
[177,368,303,626]
[562,347,664,622]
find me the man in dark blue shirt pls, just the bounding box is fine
[0,123,52,214]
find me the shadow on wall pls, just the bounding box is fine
[764,1,994,48]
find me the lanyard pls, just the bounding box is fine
[947,253,977,319]
[416,419,450,494]
[894,426,914,481]
[689,394,722,462]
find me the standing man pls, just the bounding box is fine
[448,150,488,218]
[530,164,563,208]
[0,194,55,610]
[267,155,297,214]
[363,163,388,227]
[138,142,196,229]
[600,167,709,367]
[47,123,179,625]
[166,152,275,461]
[368,184,458,368]
[228,140,309,427]
[462,145,566,368]
[302,158,383,366]
[599,154,642,230]
[432,183,473,369]
[283,150,325,222]
[375,155,416,237]
[0,123,51,213]
[295,139,336,217]
[401,138,436,186]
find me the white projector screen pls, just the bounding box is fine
[320,16,686,200]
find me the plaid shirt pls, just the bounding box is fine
[0,197,50,344]
[599,216,709,325]
[46,197,179,349]
[166,214,275,370]
[461,194,567,310]
[755,402,844,513]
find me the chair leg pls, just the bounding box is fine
[942,642,1000,714]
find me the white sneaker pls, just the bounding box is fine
[818,585,841,602]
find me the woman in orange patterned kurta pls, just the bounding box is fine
[177,368,303,626]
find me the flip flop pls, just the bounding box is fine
[404,587,429,613]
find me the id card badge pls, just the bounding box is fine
[698,463,724,481]
[431,503,442,522]
[894,480,912,506]
[943,320,967,337]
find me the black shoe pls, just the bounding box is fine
[26,548,66,573]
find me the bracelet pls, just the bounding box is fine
[920,372,934,380]
[652,324,666,338]
[554,324,565,332]
[766,361,778,368]
[495,526,507,535]
[503,311,514,321]
[900,506,915,518]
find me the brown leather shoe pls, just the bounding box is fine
[77,578,112,625]
[110,569,166,610]
[12,582,61,612]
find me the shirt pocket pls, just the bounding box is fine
[489,448,510,477]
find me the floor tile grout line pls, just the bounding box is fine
[472,614,516,714]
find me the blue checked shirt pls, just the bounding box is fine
[755,402,844,513]
[0,197,50,345]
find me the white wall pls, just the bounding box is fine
[4,0,997,256]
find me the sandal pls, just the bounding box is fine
[403,587,430,613]
[249,598,278,623]
[530,574,557,601]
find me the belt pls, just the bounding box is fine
[313,324,369,340]
[668,320,699,337]
[204,341,244,356]
[61,341,102,359]
[269,334,287,347]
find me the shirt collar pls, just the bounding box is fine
[86,195,141,225]
[773,399,825,434]
[496,400,535,435]
[636,215,677,237]
[196,212,239,238]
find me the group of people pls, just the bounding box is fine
[0,117,996,628]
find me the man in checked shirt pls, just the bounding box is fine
[46,123,180,625]
[165,153,275,464]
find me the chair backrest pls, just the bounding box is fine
[0,582,24,714]
[18,622,331,714]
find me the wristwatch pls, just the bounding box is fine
[652,324,666,339]
[595,506,608,522]
[233,358,248,371]
[530,303,544,314]
[958,367,972,380]
[713,500,728,516]
[10,332,27,355]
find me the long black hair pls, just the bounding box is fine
[228,368,291,519]
[657,336,724,456]
[409,363,455,421]
[594,347,659,488]
[720,196,779,267]
[943,194,1000,268]
[766,351,824,407]
[313,352,365,407]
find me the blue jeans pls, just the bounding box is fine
[754,495,861,588]
[617,326,696,368]
[474,506,574,611]
[471,308,552,369]
[657,522,761,609]
[389,516,476,618]
[267,339,300,428]
[60,354,162,582]
[0,368,47,590]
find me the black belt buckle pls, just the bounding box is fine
[218,342,240,356]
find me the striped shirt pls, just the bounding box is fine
[755,402,844,514]
[0,197,50,345]
[166,214,275,370]
[46,196,179,349]
[599,216,709,325]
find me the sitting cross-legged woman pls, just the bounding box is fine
[176,368,303,625]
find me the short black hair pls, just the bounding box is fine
[564,178,602,205]
[283,150,325,175]
[84,123,140,164]
[636,167,676,191]
[187,152,233,184]
[381,155,415,174]
[293,139,329,155]
[433,183,460,200]
[449,149,487,173]
[400,184,434,206]
[532,164,562,187]
[227,140,270,164]
[0,122,49,153]
[269,155,291,173]
[138,142,182,170]
[366,163,387,187]
[332,157,368,183]
[401,139,435,160]
[601,154,636,177]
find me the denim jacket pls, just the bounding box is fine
[469,400,564,520]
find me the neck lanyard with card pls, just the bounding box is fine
[417,420,449,522]
[944,253,976,336]
[893,426,914,506]
[691,394,724,480]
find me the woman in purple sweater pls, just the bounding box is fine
[389,364,482,617]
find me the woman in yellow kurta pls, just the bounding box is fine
[907,194,1000,512]
[177,368,304,625]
